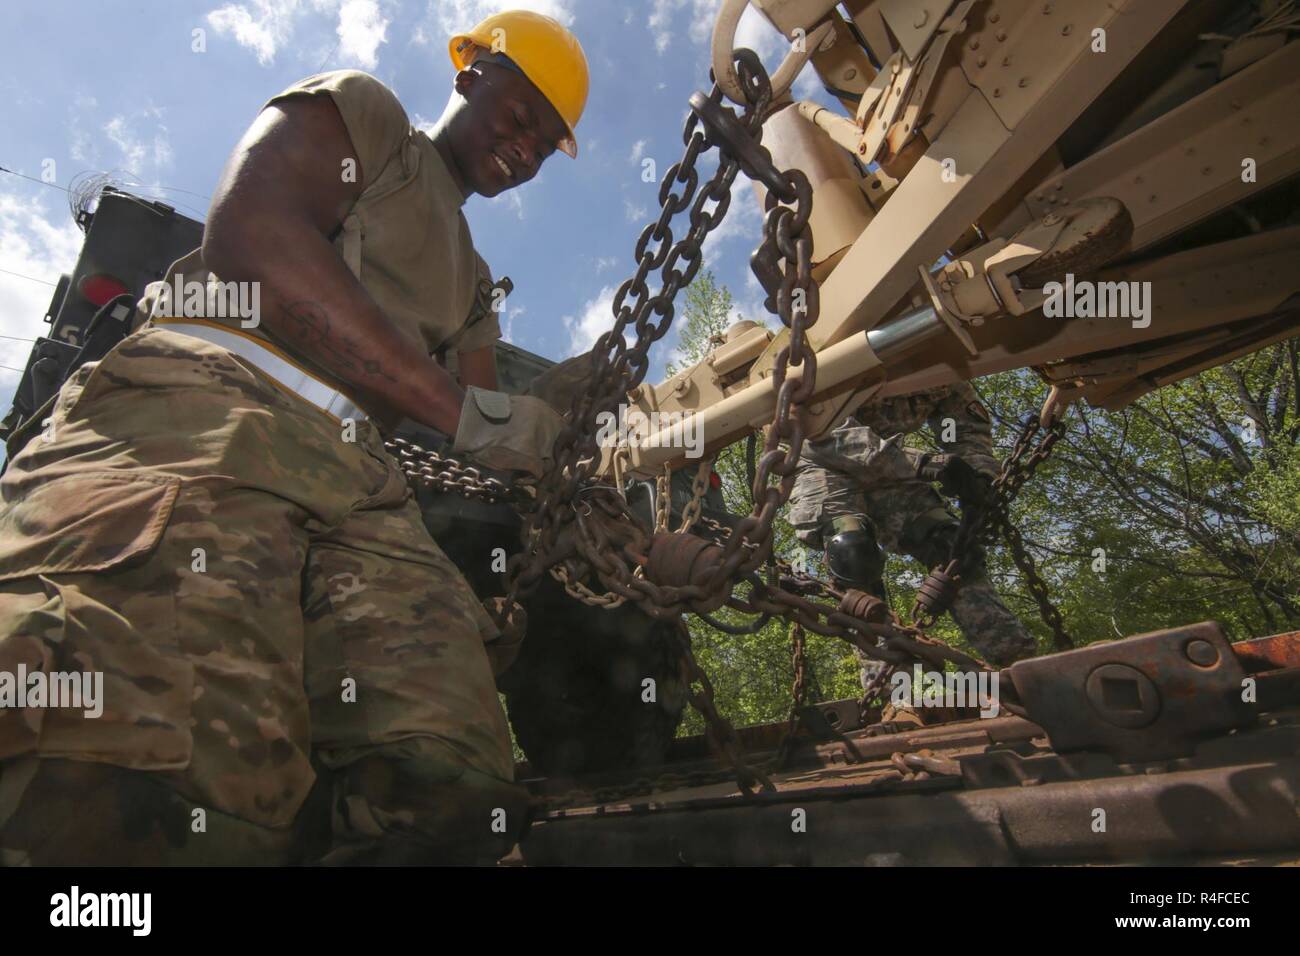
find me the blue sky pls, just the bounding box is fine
[0,0,838,415]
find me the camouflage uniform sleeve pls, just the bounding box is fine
[264,70,410,189]
[451,254,503,354]
[928,382,1000,479]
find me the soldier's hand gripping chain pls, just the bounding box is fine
[913,452,993,509]
[452,386,566,479]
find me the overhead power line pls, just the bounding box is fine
[1,163,210,202]
[0,266,57,286]
[0,163,210,222]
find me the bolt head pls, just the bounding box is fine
[1085,664,1160,729]
[1185,639,1219,667]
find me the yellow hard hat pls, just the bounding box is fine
[449,10,589,159]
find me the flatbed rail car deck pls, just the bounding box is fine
[517,625,1300,865]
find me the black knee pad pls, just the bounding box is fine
[826,525,886,593]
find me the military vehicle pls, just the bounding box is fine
[3,0,1298,865]
[507,0,1300,865]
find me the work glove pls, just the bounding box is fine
[916,452,994,507]
[451,386,566,480]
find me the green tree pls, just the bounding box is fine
[972,339,1300,648]
[665,274,1300,738]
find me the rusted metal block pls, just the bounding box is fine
[522,744,1300,865]
[1005,621,1256,762]
[1233,630,1300,672]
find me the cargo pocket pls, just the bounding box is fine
[0,472,194,771]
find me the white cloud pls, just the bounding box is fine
[648,0,786,59]
[629,139,647,163]
[500,304,523,344]
[0,188,84,394]
[647,0,679,54]
[206,0,392,68]
[59,100,180,202]
[206,0,306,66]
[701,168,762,261]
[431,0,575,41]
[623,199,647,223]
[336,0,389,68]
[792,60,823,100]
[411,113,440,137]
[594,256,617,274]
[102,118,139,166]
[733,3,787,59]
[561,284,617,357]
[102,115,175,179]
[490,188,526,220]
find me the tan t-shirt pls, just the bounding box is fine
[148,70,501,391]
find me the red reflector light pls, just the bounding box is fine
[78,274,130,307]
[709,471,721,490]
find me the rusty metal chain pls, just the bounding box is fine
[480,50,826,791]
[773,621,809,768]
[858,657,897,718]
[977,416,1071,655]
[386,437,524,504]
[654,466,673,533]
[492,52,776,625]
[677,457,715,533]
[672,620,774,794]
[692,517,986,674]
[910,412,1072,644]
[387,49,1065,801]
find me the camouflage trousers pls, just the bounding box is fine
[0,327,526,865]
[788,424,1036,667]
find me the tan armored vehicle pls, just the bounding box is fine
[511,0,1300,865]
[612,0,1300,478]
[4,0,1297,866]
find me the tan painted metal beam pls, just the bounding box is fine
[810,0,1190,350]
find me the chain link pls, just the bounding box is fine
[386,437,525,504]
[910,412,1073,652]
[677,457,714,533]
[976,416,1075,650]
[384,49,1074,802]
[773,621,809,768]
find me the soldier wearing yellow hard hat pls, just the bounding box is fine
[450,9,590,159]
[0,13,588,864]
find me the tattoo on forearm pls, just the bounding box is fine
[280,301,398,385]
